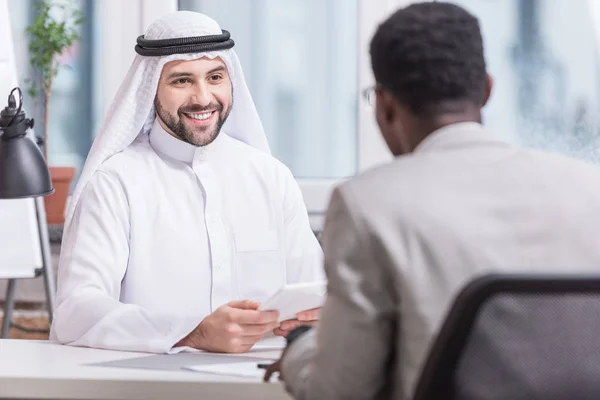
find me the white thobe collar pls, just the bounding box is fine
[148,118,225,165]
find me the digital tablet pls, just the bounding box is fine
[258,281,327,322]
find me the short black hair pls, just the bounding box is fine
[370,2,487,115]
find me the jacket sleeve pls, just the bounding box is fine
[281,185,397,399]
[50,171,199,353]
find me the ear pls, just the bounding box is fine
[385,100,395,123]
[482,74,493,107]
[377,90,397,123]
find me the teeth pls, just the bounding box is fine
[187,112,212,120]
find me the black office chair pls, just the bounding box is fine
[412,274,600,400]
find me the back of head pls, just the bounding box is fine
[370,2,487,116]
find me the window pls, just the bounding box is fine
[7,0,399,231]
[177,0,399,228]
[7,0,94,183]
[179,0,359,179]
[454,0,600,162]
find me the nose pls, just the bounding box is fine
[191,82,212,106]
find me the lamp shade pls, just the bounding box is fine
[0,134,54,199]
[0,87,54,199]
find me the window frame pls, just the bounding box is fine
[300,0,420,230]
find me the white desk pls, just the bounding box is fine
[0,340,291,400]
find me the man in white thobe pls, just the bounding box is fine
[50,11,323,354]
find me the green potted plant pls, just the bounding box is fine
[26,0,84,225]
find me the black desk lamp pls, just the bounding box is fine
[0,87,53,198]
[0,87,56,337]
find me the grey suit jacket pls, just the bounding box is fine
[281,122,600,399]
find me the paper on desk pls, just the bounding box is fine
[169,335,285,355]
[251,335,285,349]
[235,349,282,360]
[183,360,274,379]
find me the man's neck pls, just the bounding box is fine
[407,108,482,152]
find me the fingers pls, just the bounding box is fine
[237,321,279,336]
[274,305,321,334]
[240,335,264,346]
[264,369,273,382]
[273,327,288,337]
[221,313,278,339]
[276,318,317,336]
[230,308,279,325]
[215,300,283,353]
[223,320,277,338]
[263,360,282,382]
[227,299,261,310]
[297,308,321,322]
[279,319,306,332]
[203,303,281,353]
[226,300,280,324]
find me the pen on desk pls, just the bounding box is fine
[257,363,270,369]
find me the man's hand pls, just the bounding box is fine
[273,308,320,337]
[264,324,313,382]
[176,300,279,353]
[263,356,284,382]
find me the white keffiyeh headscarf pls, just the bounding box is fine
[65,11,270,231]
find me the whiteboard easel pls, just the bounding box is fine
[0,0,55,338]
[0,0,43,279]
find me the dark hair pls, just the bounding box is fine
[370,2,487,115]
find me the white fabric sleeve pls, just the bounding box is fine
[281,187,397,399]
[281,167,325,284]
[50,171,200,353]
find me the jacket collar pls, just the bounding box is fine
[414,122,510,154]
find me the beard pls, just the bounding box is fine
[154,97,232,147]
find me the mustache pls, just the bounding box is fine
[179,103,223,114]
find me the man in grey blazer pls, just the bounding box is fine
[267,2,600,399]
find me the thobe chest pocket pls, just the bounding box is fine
[233,228,285,301]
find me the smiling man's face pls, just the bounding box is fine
[154,57,233,146]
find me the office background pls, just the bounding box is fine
[6,0,600,231]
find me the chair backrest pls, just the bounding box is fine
[412,274,600,400]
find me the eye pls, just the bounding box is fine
[172,78,192,85]
[209,74,223,82]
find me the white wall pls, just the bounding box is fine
[93,0,177,129]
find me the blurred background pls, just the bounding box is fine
[6,0,600,221]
